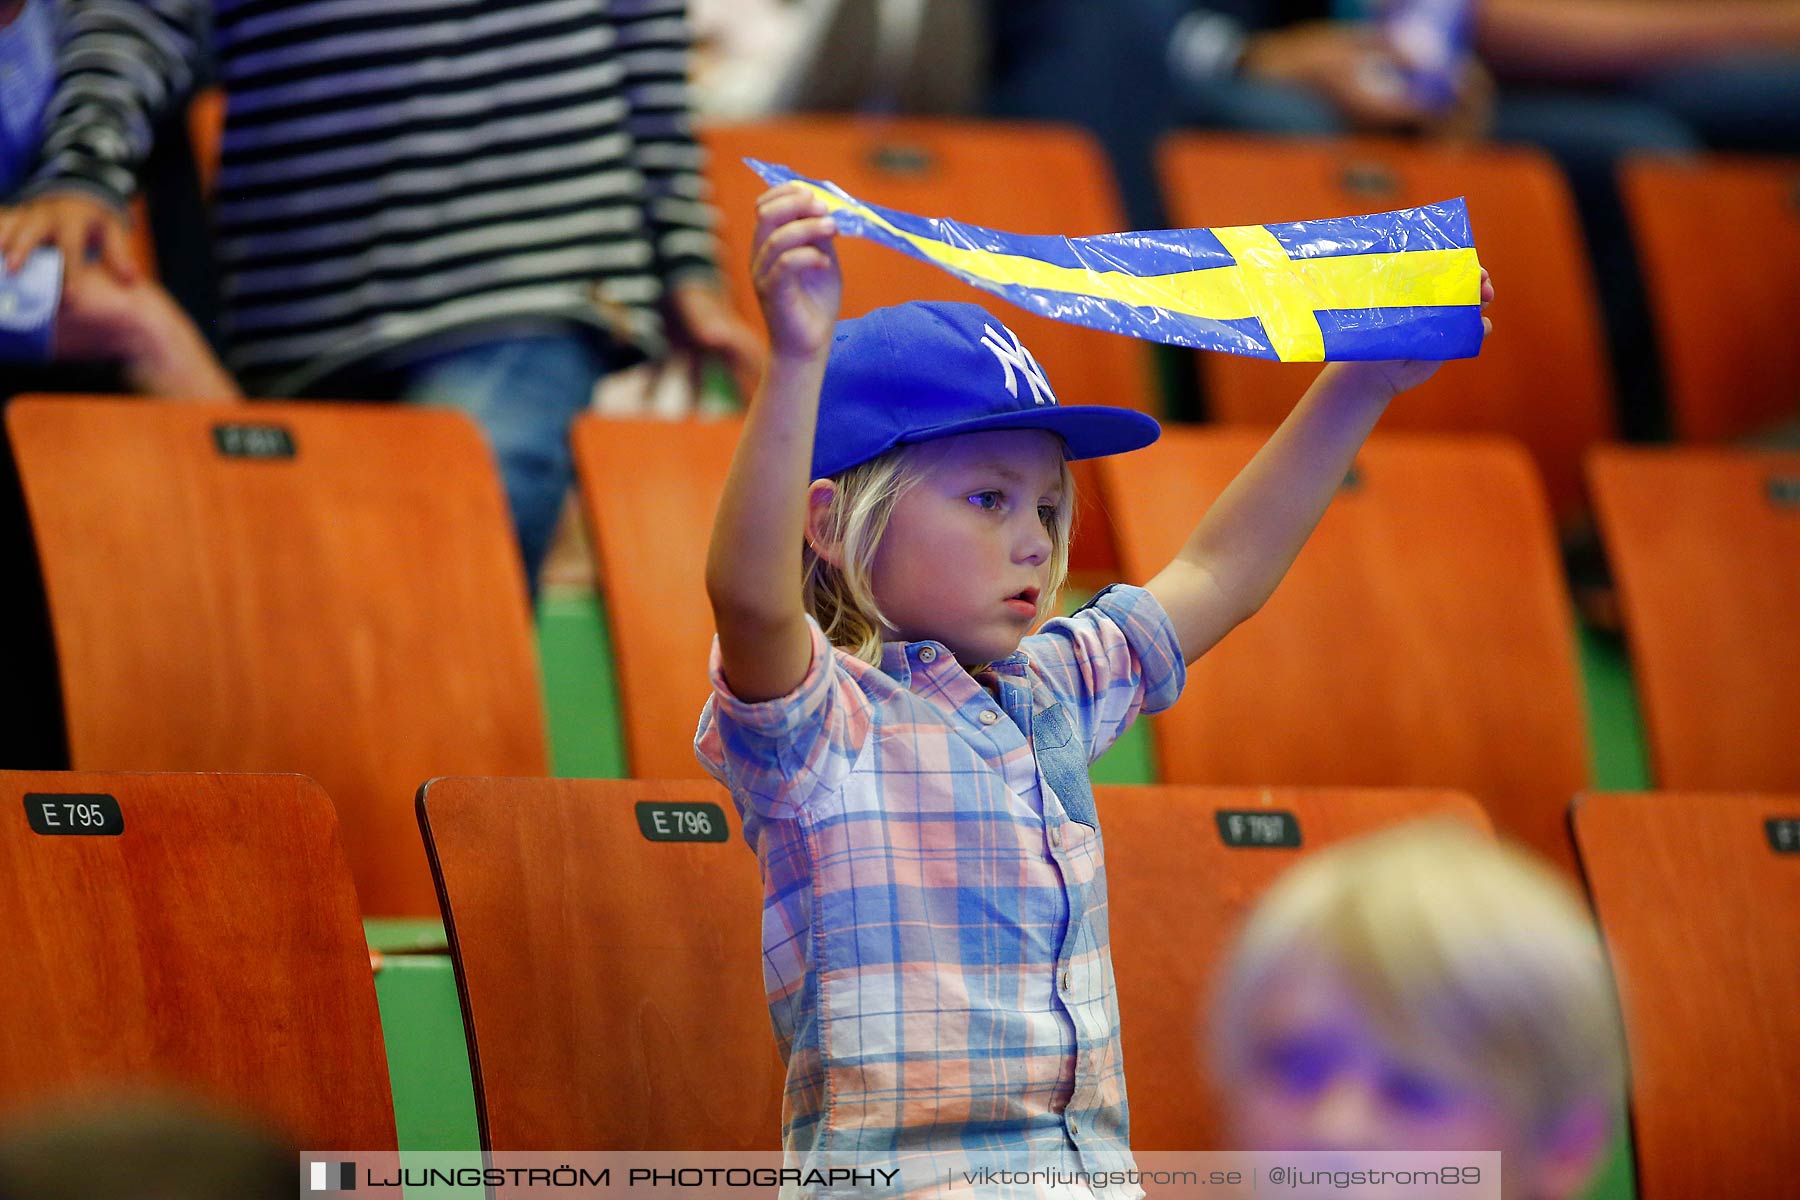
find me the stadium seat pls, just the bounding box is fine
[416,776,782,1149]
[1157,134,1613,521]
[702,115,1157,573]
[1620,154,1800,443]
[1104,784,1491,1149]
[126,205,157,281]
[190,87,225,200]
[571,414,737,780]
[5,398,549,915]
[1572,790,1800,1198]
[0,770,396,1150]
[1097,427,1588,872]
[1587,445,1800,790]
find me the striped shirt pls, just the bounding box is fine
[695,584,1186,1192]
[26,0,718,394]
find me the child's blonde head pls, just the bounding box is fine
[803,442,1077,666]
[1213,820,1624,1143]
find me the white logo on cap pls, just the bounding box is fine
[980,323,1056,406]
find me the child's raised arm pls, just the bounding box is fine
[1146,270,1494,666]
[705,184,843,702]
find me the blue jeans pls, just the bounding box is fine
[400,331,609,592]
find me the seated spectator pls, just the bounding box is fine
[2,0,238,773]
[1480,0,1800,154]
[1479,0,1800,438]
[0,0,237,402]
[1166,1,1492,139]
[991,0,1796,437]
[2,0,761,593]
[1162,0,1800,154]
[1209,821,1624,1199]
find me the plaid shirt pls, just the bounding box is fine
[696,585,1185,1190]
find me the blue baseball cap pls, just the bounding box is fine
[810,301,1160,480]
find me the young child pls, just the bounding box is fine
[1210,821,1624,1199]
[696,184,1494,1186]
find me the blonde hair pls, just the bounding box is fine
[803,441,1077,666]
[1212,820,1625,1133]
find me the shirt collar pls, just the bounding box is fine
[879,638,1029,689]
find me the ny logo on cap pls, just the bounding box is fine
[979,323,1056,406]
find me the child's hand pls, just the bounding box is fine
[1335,267,1494,398]
[751,183,842,362]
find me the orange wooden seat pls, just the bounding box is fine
[6,398,548,915]
[1158,134,1613,521]
[417,776,781,1150]
[1587,445,1800,790]
[125,201,158,282]
[189,86,225,201]
[1620,154,1800,443]
[1572,791,1800,1198]
[703,115,1157,574]
[1104,784,1491,1149]
[1097,427,1588,872]
[0,770,396,1150]
[571,414,738,780]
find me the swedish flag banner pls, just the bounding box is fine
[749,159,1484,363]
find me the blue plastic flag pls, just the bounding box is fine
[750,159,1485,362]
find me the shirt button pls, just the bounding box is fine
[1061,967,1072,993]
[1049,825,1062,849]
[1069,1118,1079,1137]
[979,709,1000,725]
[917,645,937,663]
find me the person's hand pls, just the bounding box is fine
[0,190,139,283]
[666,279,767,403]
[48,264,149,362]
[750,183,842,363]
[1428,58,1496,141]
[1241,21,1435,131]
[52,269,241,399]
[1336,267,1494,397]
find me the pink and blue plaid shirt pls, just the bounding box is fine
[696,584,1185,1188]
